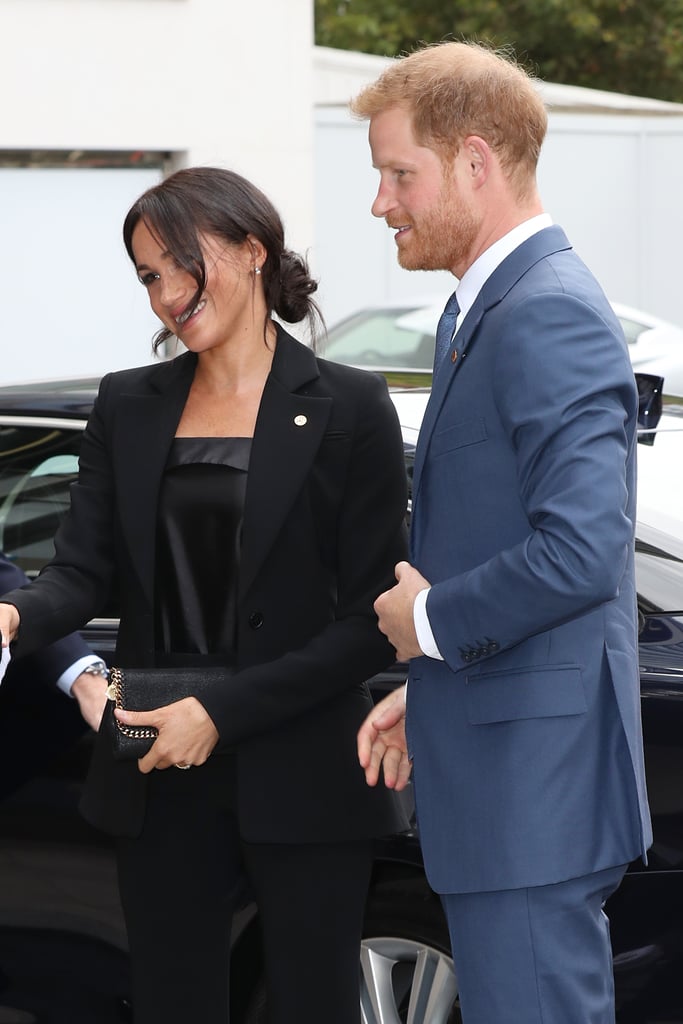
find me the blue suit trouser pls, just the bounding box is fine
[441,863,628,1024]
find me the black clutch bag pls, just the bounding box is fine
[106,665,229,761]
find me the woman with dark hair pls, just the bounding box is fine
[0,167,408,1023]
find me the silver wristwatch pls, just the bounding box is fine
[81,660,109,679]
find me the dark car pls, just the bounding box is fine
[0,376,681,1023]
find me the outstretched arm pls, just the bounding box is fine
[0,603,20,648]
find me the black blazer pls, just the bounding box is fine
[6,328,409,839]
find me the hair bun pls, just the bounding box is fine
[274,250,319,325]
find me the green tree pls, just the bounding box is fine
[315,0,683,102]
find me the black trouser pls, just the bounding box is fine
[117,755,372,1024]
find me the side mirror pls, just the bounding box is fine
[635,373,664,446]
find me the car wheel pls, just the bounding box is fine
[360,937,459,1024]
[361,878,461,1024]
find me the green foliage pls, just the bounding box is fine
[314,0,683,102]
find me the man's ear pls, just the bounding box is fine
[462,135,491,188]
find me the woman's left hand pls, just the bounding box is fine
[114,697,220,774]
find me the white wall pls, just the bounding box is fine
[538,112,683,324]
[0,168,162,380]
[314,105,683,329]
[0,0,315,381]
[4,18,683,379]
[1,0,314,249]
[314,107,452,327]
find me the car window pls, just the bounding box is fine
[0,423,81,577]
[635,537,683,615]
[619,316,648,347]
[324,310,434,370]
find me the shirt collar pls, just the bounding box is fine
[456,213,553,323]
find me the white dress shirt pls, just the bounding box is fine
[56,654,106,695]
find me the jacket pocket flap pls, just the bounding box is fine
[466,665,587,724]
[431,417,488,455]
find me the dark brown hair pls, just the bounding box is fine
[123,166,322,351]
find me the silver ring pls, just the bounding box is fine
[174,763,192,770]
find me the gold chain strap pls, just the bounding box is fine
[106,666,122,704]
[107,667,158,740]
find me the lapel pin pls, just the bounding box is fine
[294,415,308,427]
[451,349,458,363]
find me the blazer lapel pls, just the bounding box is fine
[412,225,573,507]
[239,329,332,599]
[113,354,196,607]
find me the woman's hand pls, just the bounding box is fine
[0,604,20,646]
[357,684,412,791]
[115,697,220,774]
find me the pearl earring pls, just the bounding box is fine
[254,266,262,275]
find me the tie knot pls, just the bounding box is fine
[444,292,460,318]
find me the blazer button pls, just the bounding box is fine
[248,611,264,630]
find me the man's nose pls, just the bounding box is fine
[371,181,396,219]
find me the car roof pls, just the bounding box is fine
[0,377,99,419]
[330,298,683,337]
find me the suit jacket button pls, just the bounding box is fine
[248,611,264,629]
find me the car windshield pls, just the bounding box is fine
[0,423,82,575]
[323,307,437,372]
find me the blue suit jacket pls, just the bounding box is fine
[0,555,93,797]
[0,556,91,683]
[408,225,652,894]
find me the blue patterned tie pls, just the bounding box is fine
[434,292,460,372]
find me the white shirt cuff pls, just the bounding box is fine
[0,645,10,686]
[56,655,104,696]
[413,587,444,661]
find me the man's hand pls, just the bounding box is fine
[374,561,430,661]
[0,604,20,647]
[115,697,219,774]
[71,671,109,731]
[357,684,412,791]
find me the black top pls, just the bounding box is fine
[155,437,251,663]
